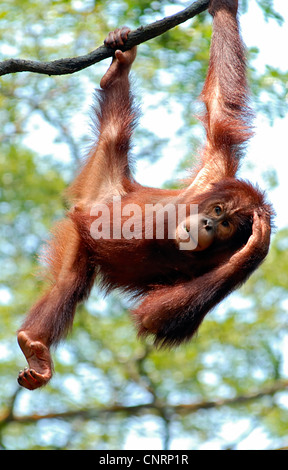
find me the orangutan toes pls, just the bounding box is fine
[104,26,131,49]
[17,331,53,390]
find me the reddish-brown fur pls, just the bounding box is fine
[17,2,273,390]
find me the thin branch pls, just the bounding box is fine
[0,0,209,77]
[2,379,287,425]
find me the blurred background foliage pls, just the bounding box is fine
[0,0,287,450]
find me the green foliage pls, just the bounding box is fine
[0,0,287,451]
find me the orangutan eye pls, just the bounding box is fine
[214,206,222,216]
[221,220,230,228]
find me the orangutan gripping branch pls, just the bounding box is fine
[17,0,273,390]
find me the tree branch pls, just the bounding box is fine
[0,0,209,77]
[2,379,288,425]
